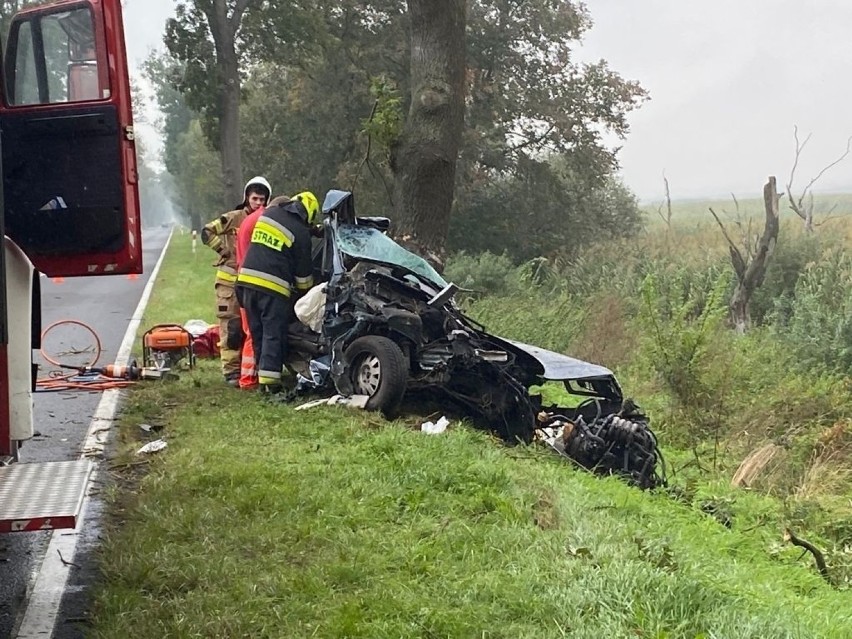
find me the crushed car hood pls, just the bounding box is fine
[491,336,616,381]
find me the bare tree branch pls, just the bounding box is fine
[656,173,673,232]
[709,206,746,278]
[801,135,852,195]
[784,528,829,582]
[230,0,254,35]
[786,125,852,231]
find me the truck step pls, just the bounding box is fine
[0,460,92,532]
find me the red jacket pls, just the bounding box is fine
[236,206,264,268]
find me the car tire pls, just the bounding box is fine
[345,336,407,416]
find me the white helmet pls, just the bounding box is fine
[244,176,272,200]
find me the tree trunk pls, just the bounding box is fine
[207,0,245,208]
[218,46,243,207]
[391,0,466,268]
[729,177,780,334]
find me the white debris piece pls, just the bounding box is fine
[183,319,210,337]
[136,439,168,455]
[421,415,449,435]
[295,394,370,411]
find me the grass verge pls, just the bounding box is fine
[92,234,852,638]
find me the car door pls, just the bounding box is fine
[0,0,141,277]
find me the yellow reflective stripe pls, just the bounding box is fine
[251,221,292,252]
[216,270,237,282]
[295,275,314,291]
[237,273,291,297]
[239,268,291,291]
[259,373,281,383]
[258,216,296,244]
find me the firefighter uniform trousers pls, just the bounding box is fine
[215,278,243,378]
[238,287,293,386]
[239,307,258,389]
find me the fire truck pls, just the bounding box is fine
[0,0,140,533]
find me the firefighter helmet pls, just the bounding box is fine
[244,176,272,200]
[292,191,320,224]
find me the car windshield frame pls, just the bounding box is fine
[335,224,448,289]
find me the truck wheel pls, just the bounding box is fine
[345,336,407,416]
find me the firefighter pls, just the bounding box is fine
[234,194,294,390]
[236,192,318,400]
[201,176,272,385]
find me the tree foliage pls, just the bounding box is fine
[159,0,647,257]
[449,156,644,261]
[142,53,194,177]
[165,0,264,205]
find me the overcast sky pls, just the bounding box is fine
[122,0,852,202]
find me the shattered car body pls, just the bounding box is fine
[286,190,665,489]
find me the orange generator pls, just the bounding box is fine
[142,324,195,371]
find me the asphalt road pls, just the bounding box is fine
[0,227,172,639]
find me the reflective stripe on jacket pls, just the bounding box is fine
[201,207,249,275]
[216,265,238,284]
[236,201,314,299]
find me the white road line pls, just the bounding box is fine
[16,230,174,639]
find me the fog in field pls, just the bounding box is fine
[122,0,852,204]
[580,0,852,201]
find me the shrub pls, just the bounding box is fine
[444,251,522,297]
[779,248,852,373]
[751,231,827,325]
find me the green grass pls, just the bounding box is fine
[642,192,852,218]
[90,234,852,638]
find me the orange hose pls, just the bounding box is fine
[36,372,134,392]
[37,319,133,392]
[40,319,103,369]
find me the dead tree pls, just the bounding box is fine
[786,126,852,232]
[656,173,673,232]
[709,177,780,334]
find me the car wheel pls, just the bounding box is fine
[345,336,407,416]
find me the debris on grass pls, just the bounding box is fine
[136,439,168,455]
[294,395,370,411]
[421,415,449,434]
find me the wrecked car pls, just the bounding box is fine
[285,190,665,489]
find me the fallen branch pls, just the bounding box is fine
[784,527,829,581]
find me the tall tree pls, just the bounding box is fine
[390,0,466,267]
[239,1,407,211]
[174,120,225,230]
[448,0,646,259]
[0,0,22,38]
[142,53,194,179]
[164,0,646,260]
[165,0,257,207]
